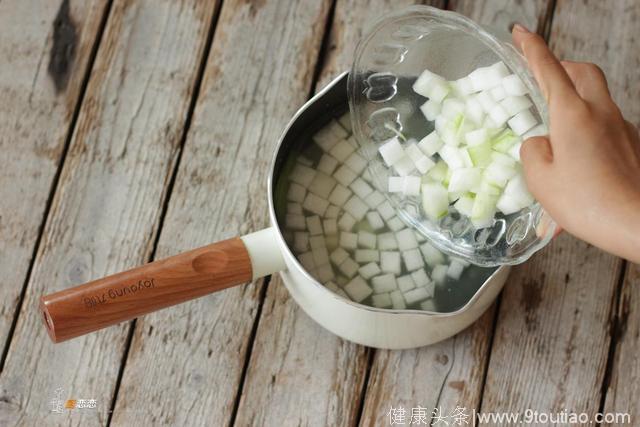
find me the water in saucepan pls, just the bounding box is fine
[273,107,497,313]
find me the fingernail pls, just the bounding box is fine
[513,23,530,33]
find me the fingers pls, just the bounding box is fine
[561,60,612,106]
[512,25,579,104]
[519,135,553,196]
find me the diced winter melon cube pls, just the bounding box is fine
[366,211,385,231]
[491,128,521,153]
[286,214,306,230]
[330,247,349,266]
[420,99,441,122]
[309,235,326,249]
[380,251,402,275]
[411,268,431,288]
[404,287,431,305]
[298,251,315,271]
[418,131,443,156]
[427,160,448,182]
[438,145,466,170]
[420,242,445,266]
[448,168,482,193]
[289,164,316,188]
[415,155,436,174]
[338,212,356,231]
[393,155,415,176]
[358,231,377,249]
[412,69,443,97]
[508,141,522,161]
[359,262,381,280]
[502,74,528,96]
[313,119,348,151]
[402,249,424,271]
[471,192,499,228]
[316,264,335,282]
[395,228,418,250]
[420,299,437,311]
[484,162,517,188]
[476,90,497,112]
[294,232,309,252]
[403,176,421,196]
[338,257,359,278]
[287,182,306,203]
[465,128,489,146]
[490,84,507,101]
[350,178,373,199]
[376,200,395,221]
[465,96,486,125]
[344,276,372,302]
[496,193,523,215]
[365,191,385,209]
[337,113,352,131]
[421,182,449,221]
[343,195,368,221]
[330,139,356,162]
[387,216,405,232]
[378,232,398,250]
[323,218,338,234]
[397,274,416,292]
[324,204,340,219]
[306,215,323,236]
[317,154,339,175]
[287,202,303,215]
[333,165,358,187]
[508,110,537,136]
[441,98,466,120]
[355,249,379,263]
[303,193,329,216]
[378,137,405,166]
[522,123,548,140]
[390,290,406,309]
[328,184,352,206]
[431,264,448,284]
[372,293,392,308]
[454,194,475,217]
[426,78,451,103]
[501,95,532,116]
[372,273,398,293]
[339,232,358,250]
[447,259,466,280]
[505,173,533,200]
[325,280,339,292]
[452,76,474,96]
[312,246,330,266]
[344,152,367,174]
[488,104,510,126]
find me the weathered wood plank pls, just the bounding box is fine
[604,264,640,425]
[0,0,108,354]
[0,1,218,425]
[480,0,638,420]
[108,1,332,425]
[358,2,551,425]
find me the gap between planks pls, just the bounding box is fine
[0,0,115,374]
[105,1,225,425]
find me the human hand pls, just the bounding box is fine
[512,24,640,263]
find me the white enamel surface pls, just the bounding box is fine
[241,228,287,280]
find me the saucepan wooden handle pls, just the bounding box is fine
[40,237,254,343]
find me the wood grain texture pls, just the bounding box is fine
[604,263,640,425]
[0,0,218,425]
[0,0,108,354]
[358,2,551,424]
[480,0,638,420]
[232,2,434,426]
[108,1,332,425]
[41,237,252,343]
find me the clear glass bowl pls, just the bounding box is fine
[348,6,556,266]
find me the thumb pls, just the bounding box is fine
[519,136,553,195]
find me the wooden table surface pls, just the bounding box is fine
[0,0,638,425]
